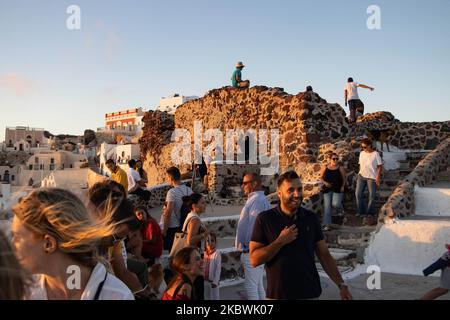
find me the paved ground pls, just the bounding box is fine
[219,272,449,300]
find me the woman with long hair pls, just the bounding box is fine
[182,193,208,300]
[184,193,208,248]
[11,187,134,300]
[0,230,32,299]
[162,246,204,300]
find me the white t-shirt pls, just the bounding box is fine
[127,167,141,192]
[162,184,193,228]
[359,151,383,180]
[345,82,359,101]
[28,263,134,300]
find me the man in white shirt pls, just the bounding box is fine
[236,172,271,300]
[344,77,374,123]
[356,138,383,222]
[162,166,193,251]
[127,159,151,202]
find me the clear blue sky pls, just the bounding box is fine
[1,0,450,141]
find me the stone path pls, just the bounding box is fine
[219,272,449,300]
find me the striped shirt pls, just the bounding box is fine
[163,184,193,228]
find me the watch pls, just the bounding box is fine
[338,282,348,289]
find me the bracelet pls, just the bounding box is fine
[133,284,148,295]
[338,282,348,289]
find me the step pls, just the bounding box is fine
[323,225,375,250]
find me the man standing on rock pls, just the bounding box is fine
[236,172,271,300]
[250,171,353,300]
[344,77,374,123]
[231,61,250,88]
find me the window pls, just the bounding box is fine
[35,157,39,163]
[50,158,55,164]
[29,165,33,170]
[3,171,9,182]
[11,175,15,181]
[40,164,44,170]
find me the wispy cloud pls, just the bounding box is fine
[0,73,34,96]
[82,20,124,62]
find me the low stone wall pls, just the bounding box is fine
[379,137,450,220]
[203,216,239,238]
[207,162,261,198]
[87,169,108,188]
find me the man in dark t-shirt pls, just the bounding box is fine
[250,171,353,300]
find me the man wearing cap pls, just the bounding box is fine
[231,61,250,88]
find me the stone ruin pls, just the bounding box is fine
[139,86,450,215]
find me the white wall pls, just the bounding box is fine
[158,95,198,114]
[414,185,450,216]
[365,220,450,276]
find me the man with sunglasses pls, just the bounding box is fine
[236,172,271,300]
[356,138,383,224]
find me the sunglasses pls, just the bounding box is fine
[361,145,368,149]
[331,158,339,161]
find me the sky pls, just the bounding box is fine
[1,0,450,141]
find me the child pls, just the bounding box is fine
[203,232,221,300]
[420,244,450,300]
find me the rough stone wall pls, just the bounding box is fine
[379,137,450,221]
[139,86,449,217]
[350,111,450,150]
[207,162,263,198]
[174,86,349,166]
[392,121,450,150]
[141,87,350,186]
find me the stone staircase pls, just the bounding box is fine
[322,150,429,267]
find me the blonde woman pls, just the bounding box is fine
[0,230,31,299]
[11,188,134,300]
